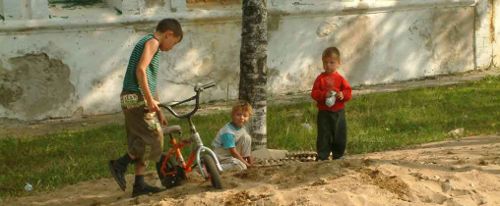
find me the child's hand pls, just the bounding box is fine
[244,156,253,167]
[149,100,168,126]
[327,90,336,97]
[147,100,160,113]
[336,91,344,100]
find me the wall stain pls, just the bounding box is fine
[408,17,433,51]
[0,53,75,118]
[316,21,337,38]
[431,8,474,74]
[333,15,374,85]
[268,13,282,32]
[490,0,496,42]
[132,23,154,33]
[187,0,239,5]
[145,0,166,8]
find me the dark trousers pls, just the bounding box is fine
[316,109,347,160]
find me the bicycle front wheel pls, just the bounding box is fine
[201,154,223,189]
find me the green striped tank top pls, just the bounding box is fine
[122,34,160,95]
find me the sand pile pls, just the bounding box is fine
[4,135,500,206]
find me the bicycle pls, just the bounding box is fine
[155,82,223,189]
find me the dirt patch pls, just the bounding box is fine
[223,190,252,206]
[2,135,499,205]
[360,168,411,200]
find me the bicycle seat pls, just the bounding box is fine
[164,125,182,135]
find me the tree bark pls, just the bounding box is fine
[239,0,268,150]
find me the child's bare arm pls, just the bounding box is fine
[136,39,159,111]
[228,148,251,167]
[135,39,167,125]
[136,39,167,125]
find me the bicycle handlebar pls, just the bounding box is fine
[195,81,216,92]
[159,82,215,119]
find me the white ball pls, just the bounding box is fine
[24,183,33,192]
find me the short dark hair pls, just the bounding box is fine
[156,18,183,41]
[322,47,341,60]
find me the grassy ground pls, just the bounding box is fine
[0,75,498,199]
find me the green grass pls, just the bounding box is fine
[268,75,499,153]
[0,75,499,199]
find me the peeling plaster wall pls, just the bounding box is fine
[476,0,495,69]
[268,5,475,91]
[493,0,500,66]
[0,53,75,119]
[0,20,242,120]
[0,28,138,119]
[0,0,493,120]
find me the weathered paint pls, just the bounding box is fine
[475,0,497,69]
[268,6,474,88]
[0,0,496,120]
[0,53,75,119]
[490,0,495,43]
[493,0,500,66]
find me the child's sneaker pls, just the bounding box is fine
[132,183,162,197]
[108,160,127,191]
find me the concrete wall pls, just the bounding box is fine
[491,0,500,66]
[0,0,49,20]
[0,0,496,120]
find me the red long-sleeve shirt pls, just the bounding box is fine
[311,71,352,112]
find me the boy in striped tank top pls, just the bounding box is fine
[109,18,183,197]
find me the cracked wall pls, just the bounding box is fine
[0,0,493,120]
[268,6,475,88]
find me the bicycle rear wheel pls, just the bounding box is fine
[201,154,223,189]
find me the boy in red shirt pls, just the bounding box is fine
[311,47,352,160]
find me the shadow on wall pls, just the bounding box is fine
[77,29,139,115]
[0,1,479,120]
[157,21,242,101]
[267,1,475,92]
[340,6,474,86]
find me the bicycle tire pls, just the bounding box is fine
[201,154,223,189]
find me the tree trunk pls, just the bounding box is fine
[239,0,268,150]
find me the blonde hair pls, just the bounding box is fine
[232,101,253,116]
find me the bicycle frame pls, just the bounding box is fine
[159,82,223,179]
